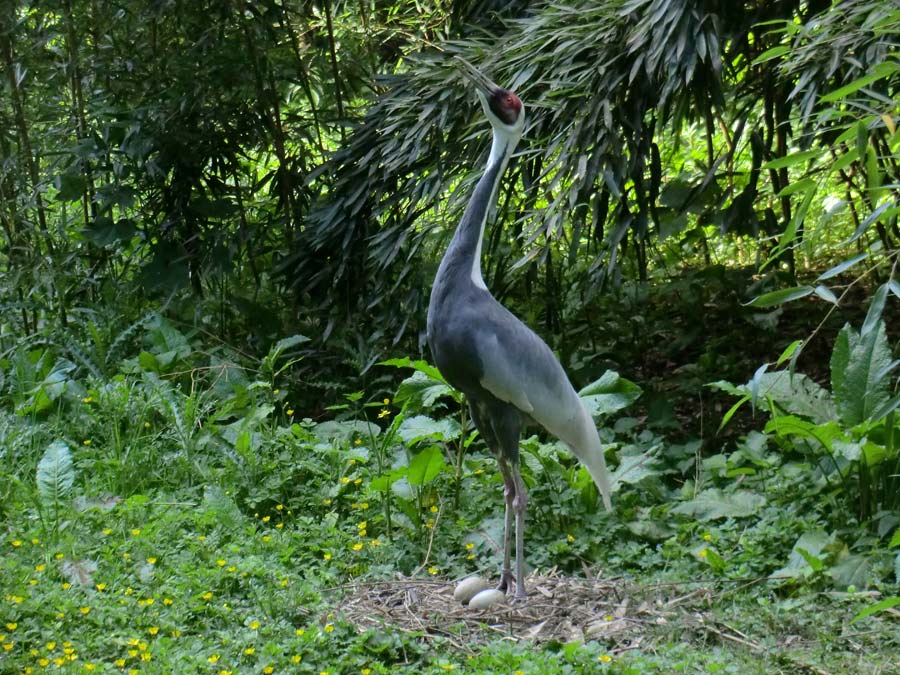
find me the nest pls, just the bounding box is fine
[327,568,709,653]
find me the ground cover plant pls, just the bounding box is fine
[2,0,900,673]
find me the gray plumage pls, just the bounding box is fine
[427,59,613,599]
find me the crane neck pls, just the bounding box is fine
[438,128,517,292]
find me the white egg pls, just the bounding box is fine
[453,576,492,605]
[468,588,506,610]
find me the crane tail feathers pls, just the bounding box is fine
[566,404,614,512]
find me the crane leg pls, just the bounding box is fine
[469,397,525,597]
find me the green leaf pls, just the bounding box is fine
[821,62,900,102]
[393,370,455,409]
[834,320,892,426]
[747,286,814,308]
[670,488,765,521]
[861,284,889,338]
[776,340,803,366]
[817,253,868,282]
[851,597,900,623]
[761,149,821,171]
[37,441,76,507]
[830,554,873,589]
[771,530,831,581]
[890,528,900,549]
[407,445,446,486]
[379,357,446,383]
[579,370,642,416]
[397,415,460,443]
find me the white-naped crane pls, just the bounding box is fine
[426,58,613,599]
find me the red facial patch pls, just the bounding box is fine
[489,88,522,125]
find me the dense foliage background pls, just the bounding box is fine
[2,0,900,672]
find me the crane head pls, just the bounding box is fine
[456,57,525,141]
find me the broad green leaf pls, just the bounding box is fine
[851,596,900,623]
[37,441,76,507]
[393,370,455,409]
[579,370,642,416]
[830,554,873,589]
[830,324,854,398]
[771,530,831,580]
[407,445,446,486]
[379,357,446,383]
[670,488,765,521]
[739,371,835,424]
[398,415,460,443]
[747,286,813,308]
[835,320,892,426]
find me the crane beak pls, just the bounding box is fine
[454,56,501,99]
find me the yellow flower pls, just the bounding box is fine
[262,535,271,543]
[428,566,439,575]
[359,529,367,537]
[208,654,220,663]
[130,529,141,536]
[262,516,271,523]
[291,654,302,663]
[163,597,173,606]
[357,521,367,530]
[85,663,96,671]
[217,559,226,567]
[354,438,362,446]
[171,630,182,638]
[465,543,475,550]
[286,409,294,416]
[276,504,284,511]
[263,667,274,674]
[362,670,372,675]
[353,478,362,485]
[11,540,22,547]
[62,582,71,590]
[703,533,712,541]
[31,538,40,544]
[5,623,16,631]
[340,477,350,484]
[96,583,106,591]
[430,505,438,513]
[698,549,709,559]
[249,620,260,630]
[276,523,284,530]
[83,439,91,446]
[352,543,363,551]
[599,654,613,663]
[370,539,381,547]
[54,553,64,560]
[514,671,524,675]
[115,659,126,667]
[439,665,456,671]
[377,409,390,419]
[323,552,332,560]
[79,606,91,615]
[202,592,213,601]
[244,647,255,655]
[295,628,305,637]
[39,658,50,667]
[46,642,56,650]
[280,578,289,587]
[83,396,93,403]
[323,498,332,506]
[219,670,230,675]
[146,557,157,564]
[324,624,334,633]
[148,626,159,636]
[2,642,11,651]
[567,534,575,543]
[383,398,391,405]
[197,535,206,541]
[35,563,45,572]
[228,566,237,572]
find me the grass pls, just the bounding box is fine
[1,310,899,674]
